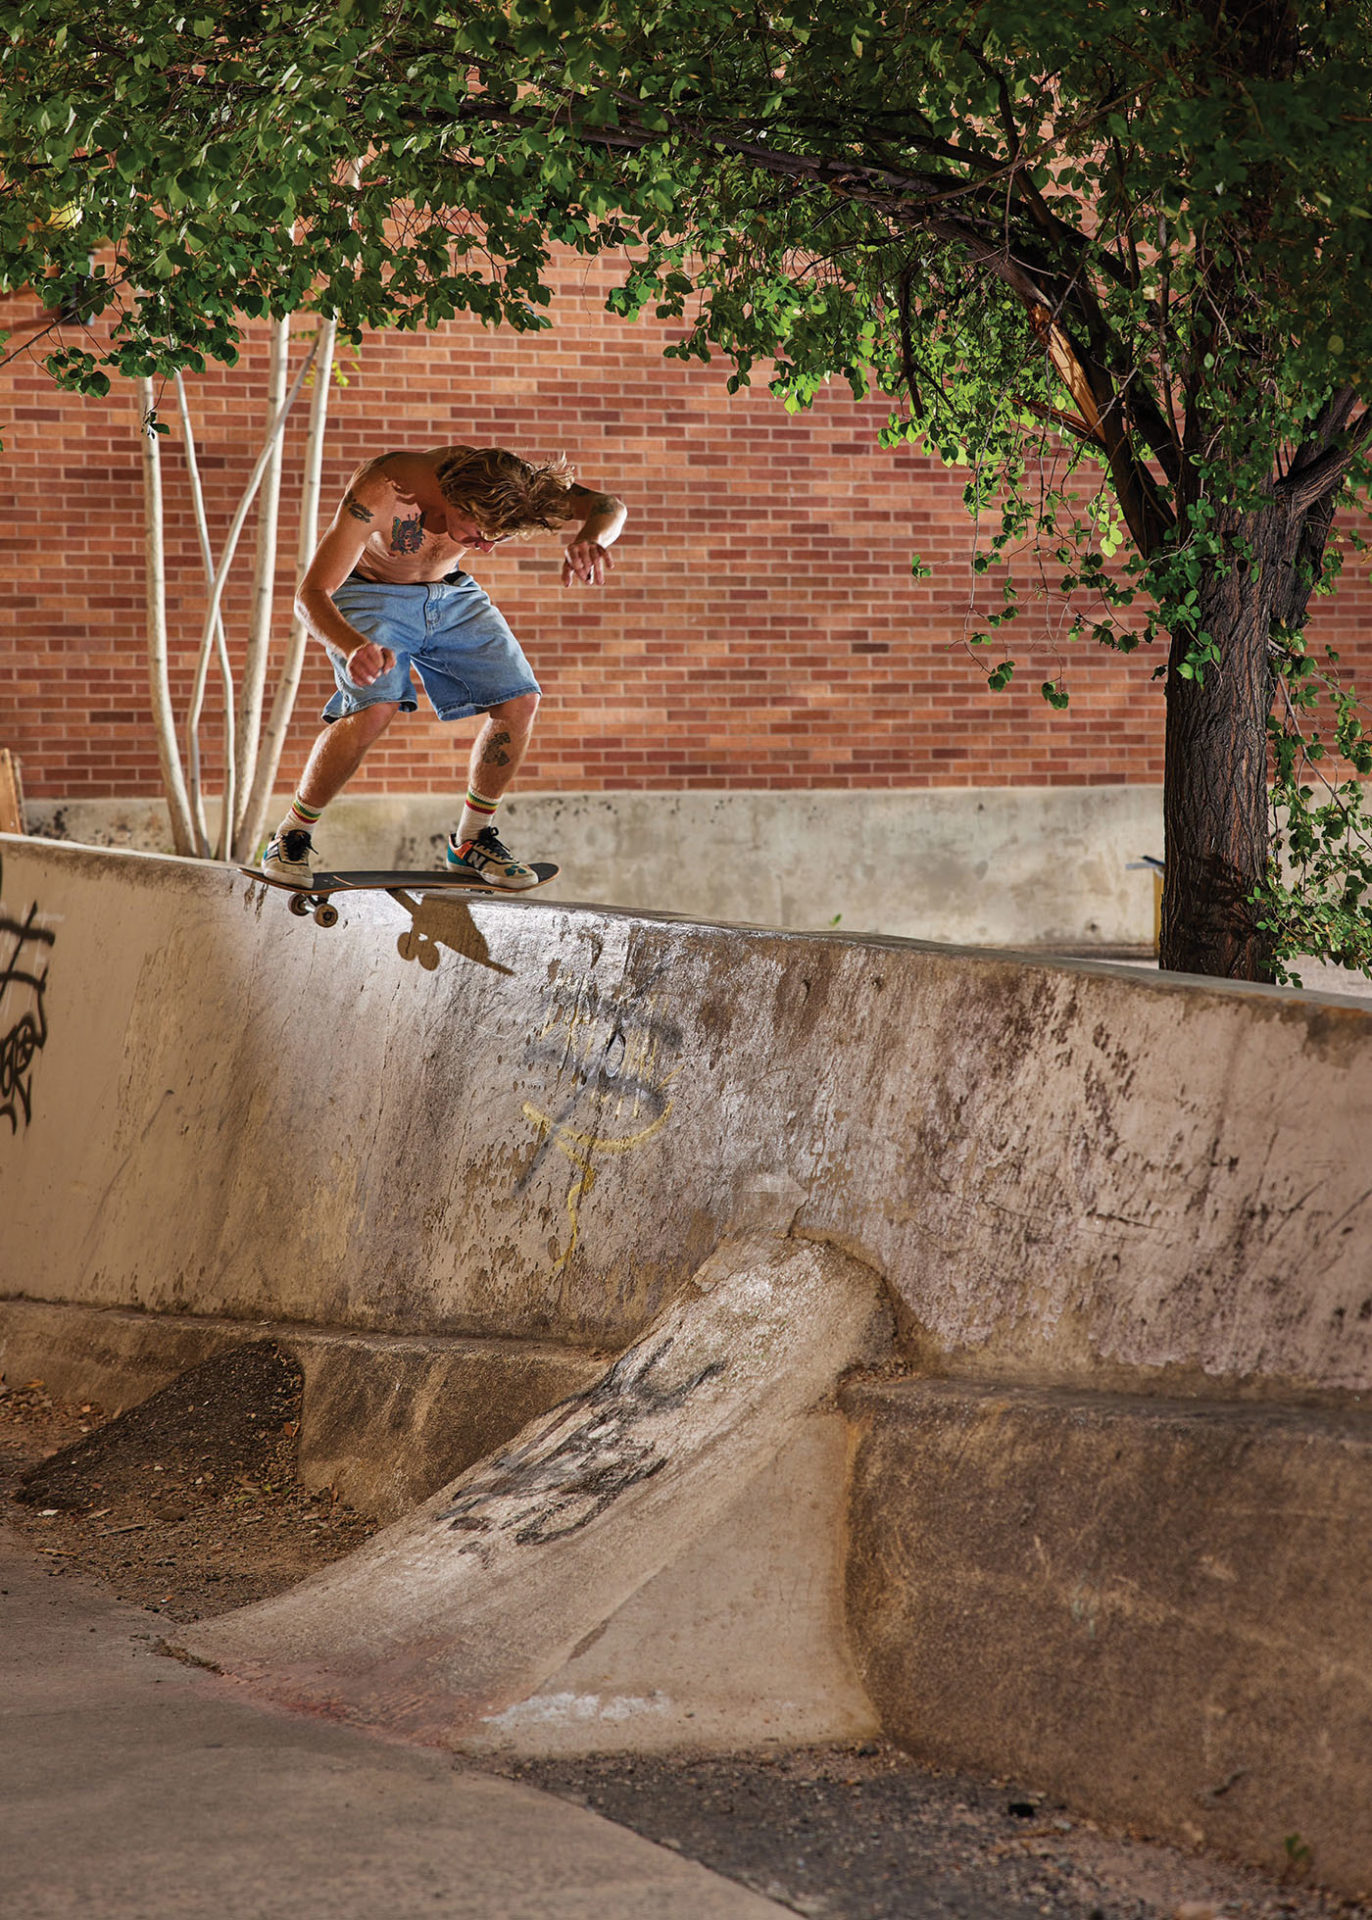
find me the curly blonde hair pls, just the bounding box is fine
[435,447,574,537]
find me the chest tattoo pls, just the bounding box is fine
[390,510,427,554]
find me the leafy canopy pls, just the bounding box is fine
[6,0,1372,971]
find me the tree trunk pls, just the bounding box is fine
[176,371,236,859]
[232,313,291,853]
[138,378,196,857]
[235,315,338,863]
[1160,506,1287,980]
[183,333,319,860]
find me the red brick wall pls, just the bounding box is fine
[3,258,1367,801]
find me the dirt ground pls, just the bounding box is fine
[496,1749,1367,1920]
[1,1342,376,1619]
[2,1364,1366,1920]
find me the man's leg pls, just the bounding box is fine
[448,692,542,887]
[297,705,400,811]
[457,693,540,832]
[263,706,398,878]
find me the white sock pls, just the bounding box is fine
[456,786,501,843]
[276,795,323,840]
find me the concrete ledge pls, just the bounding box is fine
[0,1298,605,1521]
[843,1378,1372,1896]
[22,785,1165,946]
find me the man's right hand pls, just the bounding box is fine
[346,641,396,687]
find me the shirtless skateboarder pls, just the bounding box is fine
[261,444,627,888]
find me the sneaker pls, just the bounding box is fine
[260,828,317,884]
[446,825,538,890]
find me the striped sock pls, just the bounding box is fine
[456,786,501,843]
[278,794,323,838]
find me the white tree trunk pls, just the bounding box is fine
[176,372,236,860]
[236,314,338,862]
[232,314,291,854]
[139,378,196,856]
[185,333,320,859]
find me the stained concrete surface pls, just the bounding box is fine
[6,839,1372,1890]
[0,1529,788,1920]
[8,837,1372,1391]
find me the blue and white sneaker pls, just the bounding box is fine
[260,828,316,884]
[446,825,538,890]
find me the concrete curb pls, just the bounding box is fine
[0,1297,605,1521]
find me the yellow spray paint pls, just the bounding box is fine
[521,986,680,1266]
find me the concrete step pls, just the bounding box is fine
[0,1298,605,1522]
[844,1378,1372,1895]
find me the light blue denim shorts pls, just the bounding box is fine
[322,571,540,724]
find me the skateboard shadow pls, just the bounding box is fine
[390,891,516,978]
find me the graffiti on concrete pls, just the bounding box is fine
[519,976,682,1266]
[0,854,56,1133]
[439,1331,726,1556]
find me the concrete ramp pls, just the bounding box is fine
[175,1233,886,1745]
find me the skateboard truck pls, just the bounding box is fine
[285,890,340,928]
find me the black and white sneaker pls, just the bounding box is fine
[446,825,538,890]
[261,828,316,884]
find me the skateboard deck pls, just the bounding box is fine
[240,864,559,927]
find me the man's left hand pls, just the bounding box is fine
[562,539,614,587]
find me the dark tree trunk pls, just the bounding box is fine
[1160,505,1288,980]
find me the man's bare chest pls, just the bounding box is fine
[358,499,463,578]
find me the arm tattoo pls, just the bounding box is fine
[566,483,614,520]
[343,489,373,523]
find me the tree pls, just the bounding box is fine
[4,0,1372,979]
[137,316,340,862]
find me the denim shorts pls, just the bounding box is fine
[322,571,540,724]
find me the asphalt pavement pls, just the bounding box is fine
[0,1529,786,1920]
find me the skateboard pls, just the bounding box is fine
[240,864,560,928]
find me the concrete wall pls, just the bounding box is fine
[2,833,1368,1388]
[845,1381,1372,1892]
[24,785,1164,949]
[4,835,1372,1891]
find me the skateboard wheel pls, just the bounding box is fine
[288,892,311,917]
[314,902,339,928]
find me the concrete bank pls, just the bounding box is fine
[2,836,1371,1891]
[4,835,1370,1387]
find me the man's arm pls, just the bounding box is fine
[294,468,397,685]
[560,481,628,587]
